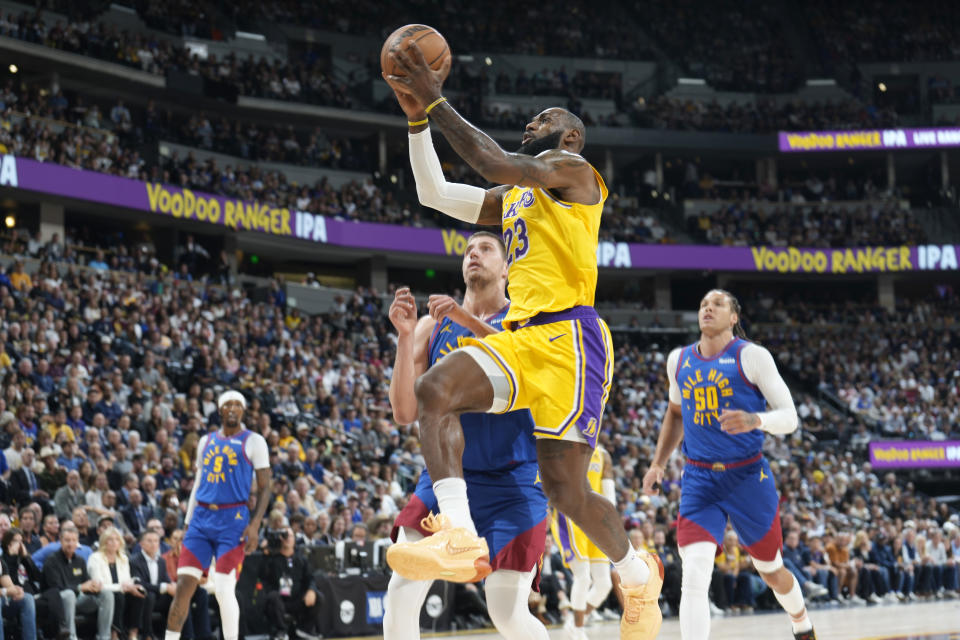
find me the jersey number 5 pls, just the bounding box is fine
[503,219,530,266]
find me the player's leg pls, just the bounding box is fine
[678,542,717,640]
[586,561,613,612]
[413,349,499,531]
[383,527,434,640]
[212,516,250,640]
[726,460,815,639]
[485,568,549,640]
[167,523,215,640]
[567,557,590,630]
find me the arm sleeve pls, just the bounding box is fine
[245,433,270,470]
[600,479,616,505]
[740,344,798,435]
[666,348,683,405]
[408,128,486,223]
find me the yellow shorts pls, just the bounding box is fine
[551,508,608,565]
[461,306,613,446]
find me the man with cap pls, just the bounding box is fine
[165,390,271,640]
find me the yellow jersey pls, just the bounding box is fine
[500,166,608,325]
[587,446,604,493]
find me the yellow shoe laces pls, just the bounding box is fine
[419,512,451,533]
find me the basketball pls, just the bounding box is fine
[380,24,451,90]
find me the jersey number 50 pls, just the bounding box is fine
[694,387,719,411]
[503,219,530,266]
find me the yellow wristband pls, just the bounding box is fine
[407,118,428,127]
[424,96,447,114]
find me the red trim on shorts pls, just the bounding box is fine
[744,504,783,562]
[215,542,246,575]
[491,517,547,592]
[677,515,720,549]
[178,546,204,571]
[391,494,432,541]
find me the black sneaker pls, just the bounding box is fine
[794,629,817,640]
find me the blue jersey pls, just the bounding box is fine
[195,429,255,504]
[675,338,767,462]
[427,305,538,472]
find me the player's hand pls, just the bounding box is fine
[427,294,470,326]
[242,523,259,554]
[383,42,452,109]
[381,78,428,122]
[642,463,664,496]
[718,410,761,435]
[388,288,418,336]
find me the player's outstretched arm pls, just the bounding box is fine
[643,348,685,495]
[388,287,434,424]
[385,45,593,192]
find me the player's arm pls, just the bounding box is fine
[183,435,208,527]
[388,287,436,425]
[643,348,685,495]
[719,344,799,436]
[600,448,616,506]
[243,435,273,553]
[426,295,500,338]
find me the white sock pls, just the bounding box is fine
[774,575,812,633]
[164,632,181,640]
[613,548,650,587]
[433,477,477,535]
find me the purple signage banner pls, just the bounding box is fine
[779,127,960,152]
[869,441,960,469]
[2,154,959,273]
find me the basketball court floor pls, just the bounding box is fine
[413,600,960,640]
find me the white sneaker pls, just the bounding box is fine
[804,582,829,599]
[709,601,725,617]
[587,609,604,625]
[563,616,588,640]
[849,595,867,605]
[600,608,620,621]
[868,593,882,604]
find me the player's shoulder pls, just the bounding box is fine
[738,340,771,360]
[537,148,589,166]
[245,429,267,445]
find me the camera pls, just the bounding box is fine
[265,528,289,553]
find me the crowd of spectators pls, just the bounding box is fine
[689,201,926,248]
[804,0,960,71]
[0,238,954,637]
[634,96,900,134]
[492,68,622,101]
[0,10,353,110]
[640,0,802,93]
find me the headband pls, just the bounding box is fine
[217,390,247,410]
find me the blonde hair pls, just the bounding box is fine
[97,526,127,558]
[853,530,870,549]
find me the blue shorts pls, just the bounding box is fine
[392,463,548,578]
[180,504,249,575]
[677,457,782,561]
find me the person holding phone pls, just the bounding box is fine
[88,525,147,640]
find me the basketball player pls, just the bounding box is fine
[165,391,272,640]
[642,290,816,640]
[550,444,616,640]
[382,45,662,640]
[383,232,549,640]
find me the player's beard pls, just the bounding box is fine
[516,130,563,156]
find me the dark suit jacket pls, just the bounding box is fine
[130,549,172,595]
[10,467,40,505]
[123,504,152,537]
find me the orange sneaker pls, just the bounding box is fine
[386,513,492,583]
[619,550,664,640]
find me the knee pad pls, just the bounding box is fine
[484,569,548,640]
[751,551,784,574]
[586,563,613,608]
[680,542,717,595]
[213,570,238,600]
[568,559,590,611]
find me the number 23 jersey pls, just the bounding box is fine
[500,164,608,326]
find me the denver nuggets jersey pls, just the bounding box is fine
[586,446,604,493]
[675,339,767,462]
[427,305,537,471]
[500,166,608,325]
[195,430,255,504]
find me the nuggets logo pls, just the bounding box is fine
[202,444,238,483]
[681,367,734,426]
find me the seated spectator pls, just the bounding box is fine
[87,525,147,640]
[41,523,114,640]
[258,526,324,639]
[0,527,40,640]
